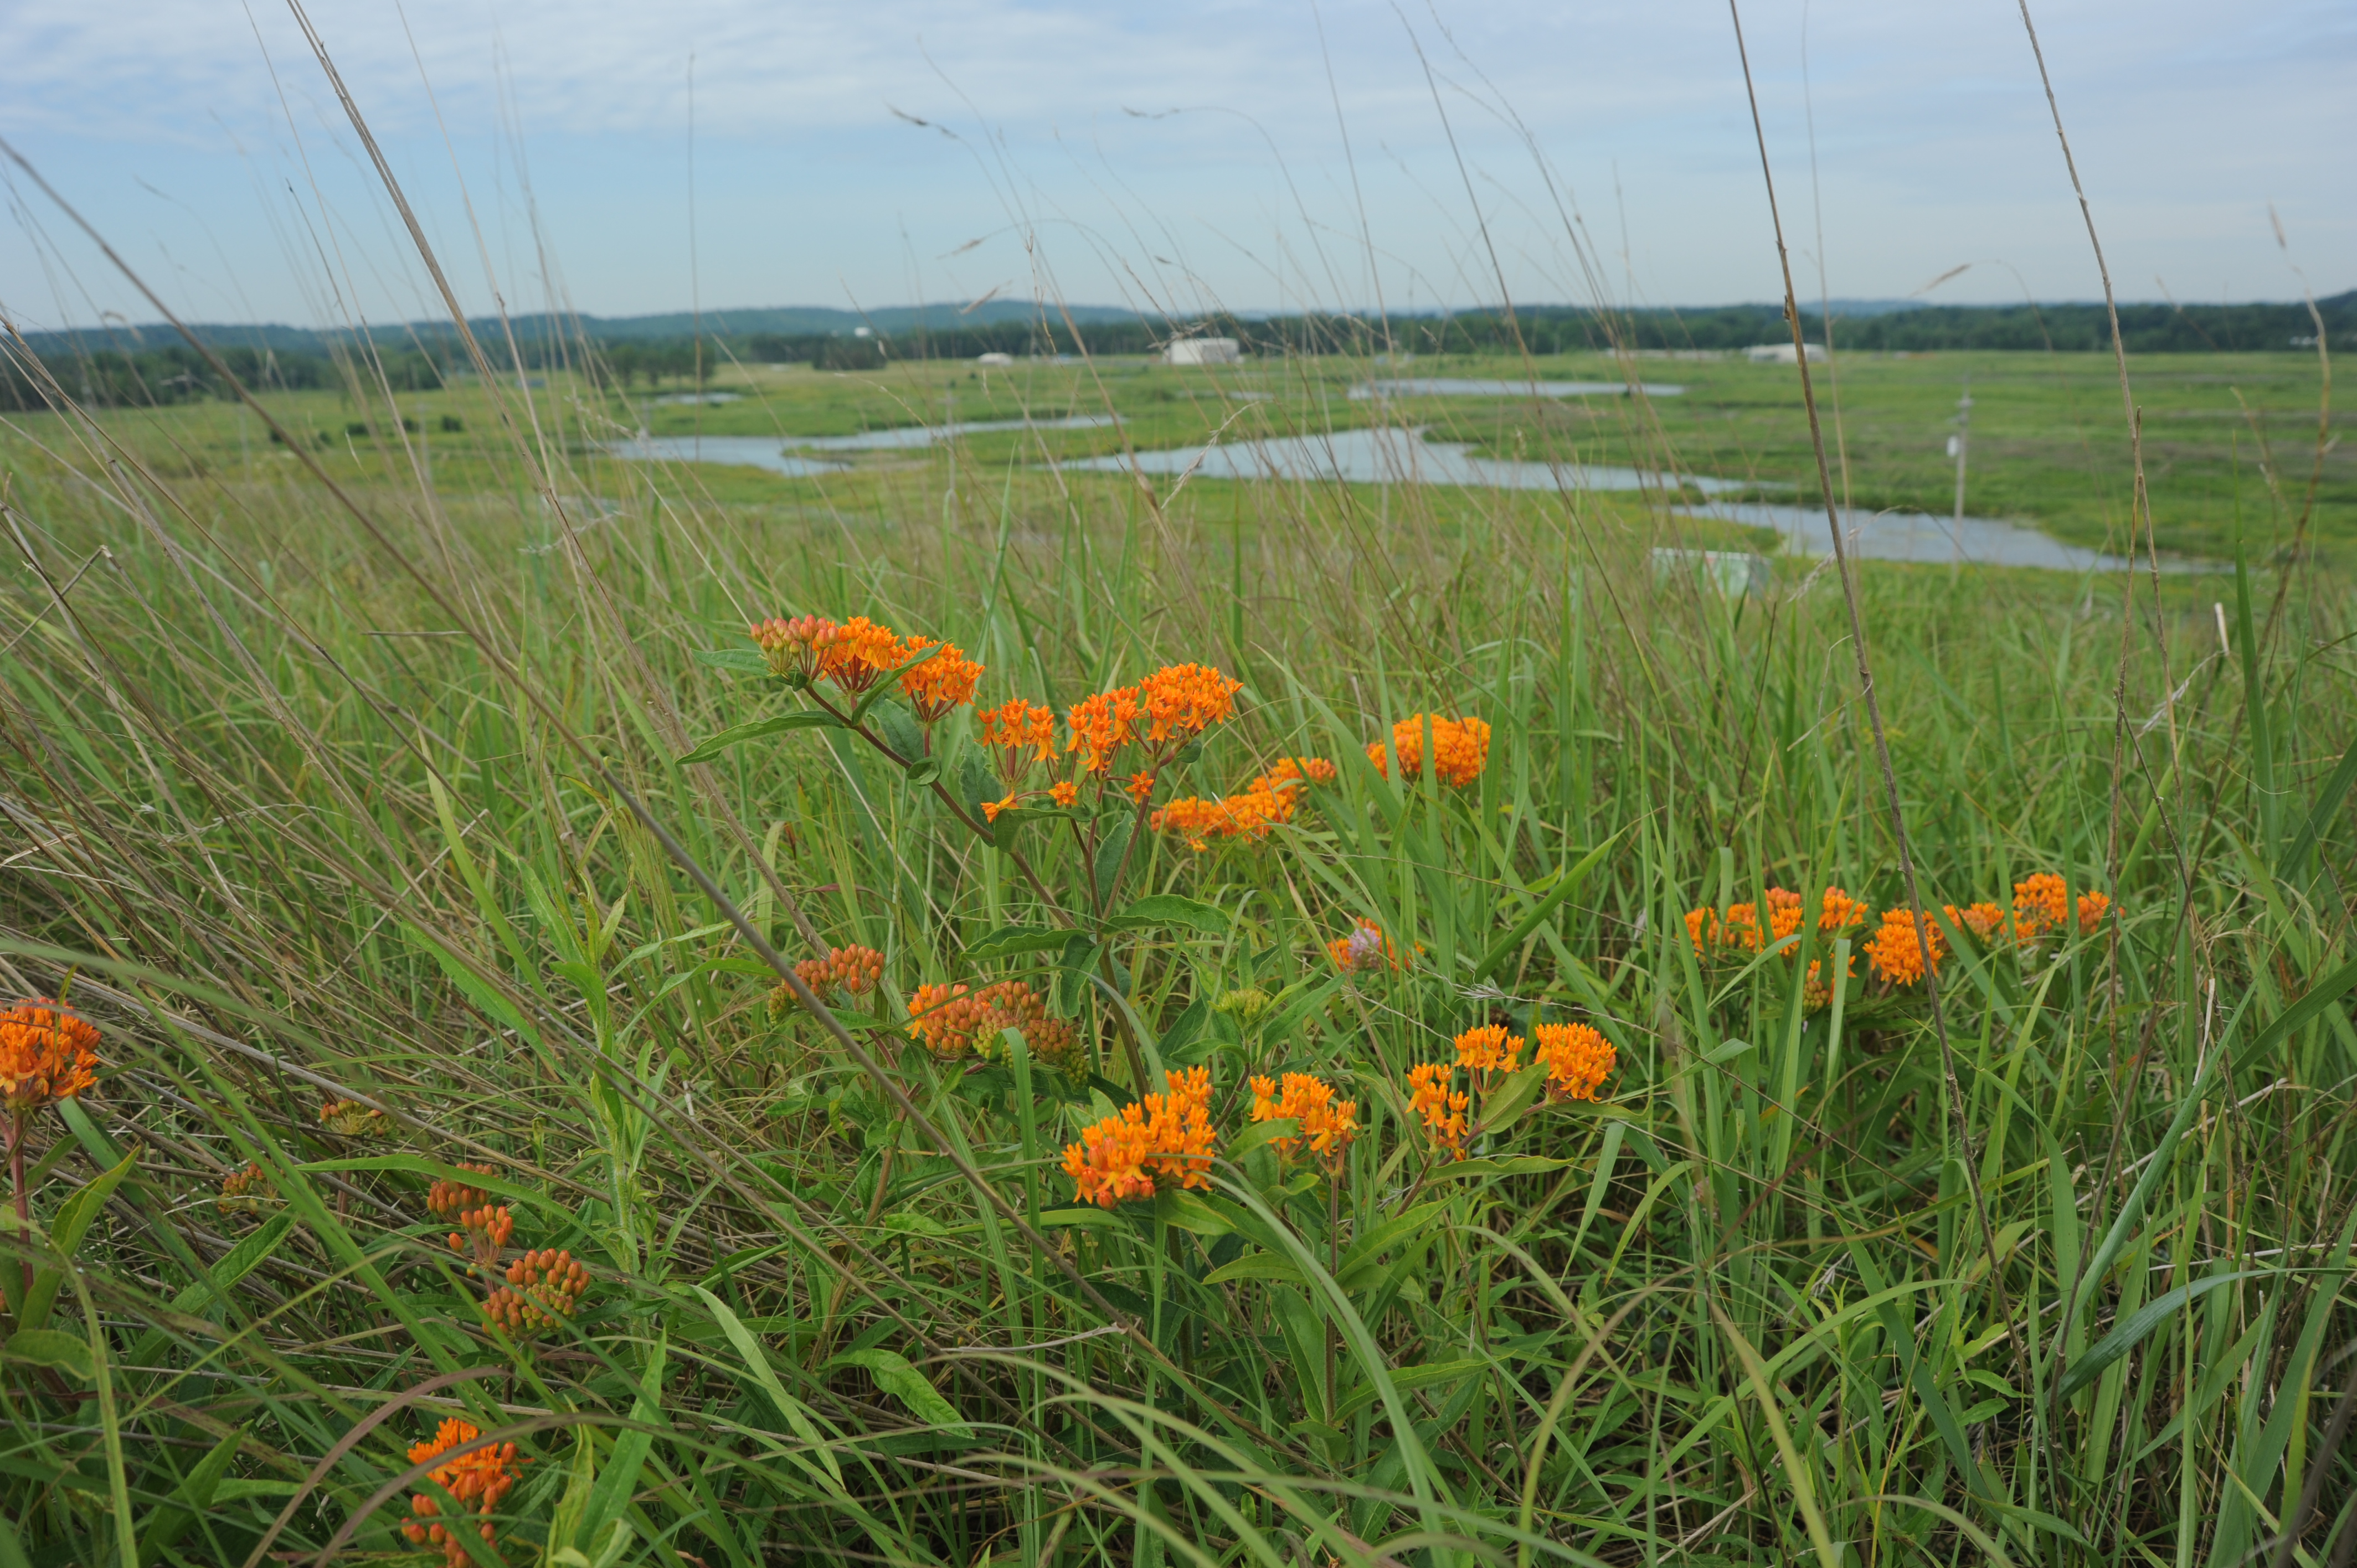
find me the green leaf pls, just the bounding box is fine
[964,925,1074,963]
[688,1285,845,1488]
[872,705,927,762]
[577,1338,663,1552]
[137,1424,244,1565]
[1204,1251,1308,1287]
[1336,1356,1489,1420]
[296,1156,549,1211]
[1473,828,1624,982]
[1091,815,1135,904]
[1155,1189,1233,1235]
[824,1347,971,1436]
[903,758,941,787]
[1472,1061,1551,1137]
[692,648,773,677]
[1103,894,1231,936]
[18,1147,140,1333]
[2059,1269,2273,1401]
[1039,1208,1125,1231]
[677,709,841,765]
[4,1328,93,1380]
[1228,1117,1300,1162]
[1426,1156,1571,1180]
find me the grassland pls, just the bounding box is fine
[2,326,2355,1568]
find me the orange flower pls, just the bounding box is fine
[1326,918,1407,975]
[403,1419,523,1568]
[1684,904,1761,956]
[1816,886,1870,933]
[1066,686,1143,774]
[1124,770,1159,804]
[818,616,906,695]
[909,979,1078,1070]
[1864,908,1944,986]
[797,945,884,999]
[1945,902,2008,943]
[897,638,983,722]
[977,699,1058,776]
[1062,1067,1219,1207]
[1533,1023,1615,1102]
[320,1098,393,1137]
[481,1248,591,1338]
[1049,780,1079,808]
[1248,1072,1360,1169]
[2077,889,2112,933]
[1136,663,1242,744]
[428,1162,512,1267]
[1,998,101,1115]
[1255,756,1337,793]
[1405,1062,1469,1157]
[1152,782,1296,850]
[1800,955,1856,1012]
[1366,715,1491,788]
[749,613,837,680]
[2013,873,2068,940]
[1452,1024,1525,1079]
[982,792,1019,822]
[1766,888,1804,944]
[217,1162,274,1217]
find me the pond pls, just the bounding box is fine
[604,413,1121,474]
[1350,378,1686,400]
[1676,499,2179,572]
[1062,425,1741,494]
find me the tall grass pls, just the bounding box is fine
[3,202,2355,1568]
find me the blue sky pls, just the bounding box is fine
[2,0,2349,331]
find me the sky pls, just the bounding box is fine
[2,0,2350,332]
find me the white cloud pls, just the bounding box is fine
[1,0,2347,320]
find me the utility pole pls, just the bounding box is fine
[1946,372,1972,532]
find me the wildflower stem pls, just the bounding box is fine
[7,1109,27,1312]
[1725,0,2014,1350]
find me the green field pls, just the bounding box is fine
[3,333,2355,1566]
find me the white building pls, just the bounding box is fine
[976,352,1014,366]
[1746,342,1826,364]
[1164,337,1243,366]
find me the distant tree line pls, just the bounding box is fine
[0,341,444,412]
[9,291,2345,413]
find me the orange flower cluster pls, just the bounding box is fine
[897,637,984,722]
[320,1098,393,1138]
[907,979,1079,1070]
[1326,918,1409,976]
[429,1164,513,1263]
[482,1248,590,1338]
[1,998,100,1115]
[1062,1067,1218,1208]
[1139,663,1244,743]
[1800,956,1856,1013]
[1946,901,2009,942]
[1406,1062,1470,1157]
[1688,886,1867,960]
[1366,715,1491,788]
[748,613,840,680]
[1248,1073,1360,1169]
[1453,1024,1525,1080]
[819,616,908,694]
[1863,908,1945,986]
[1534,1023,1615,1102]
[977,699,1058,777]
[403,1419,522,1568]
[2012,874,2111,940]
[792,945,883,1001]
[1152,756,1337,850]
[217,1161,274,1217]
[1066,687,1146,775]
